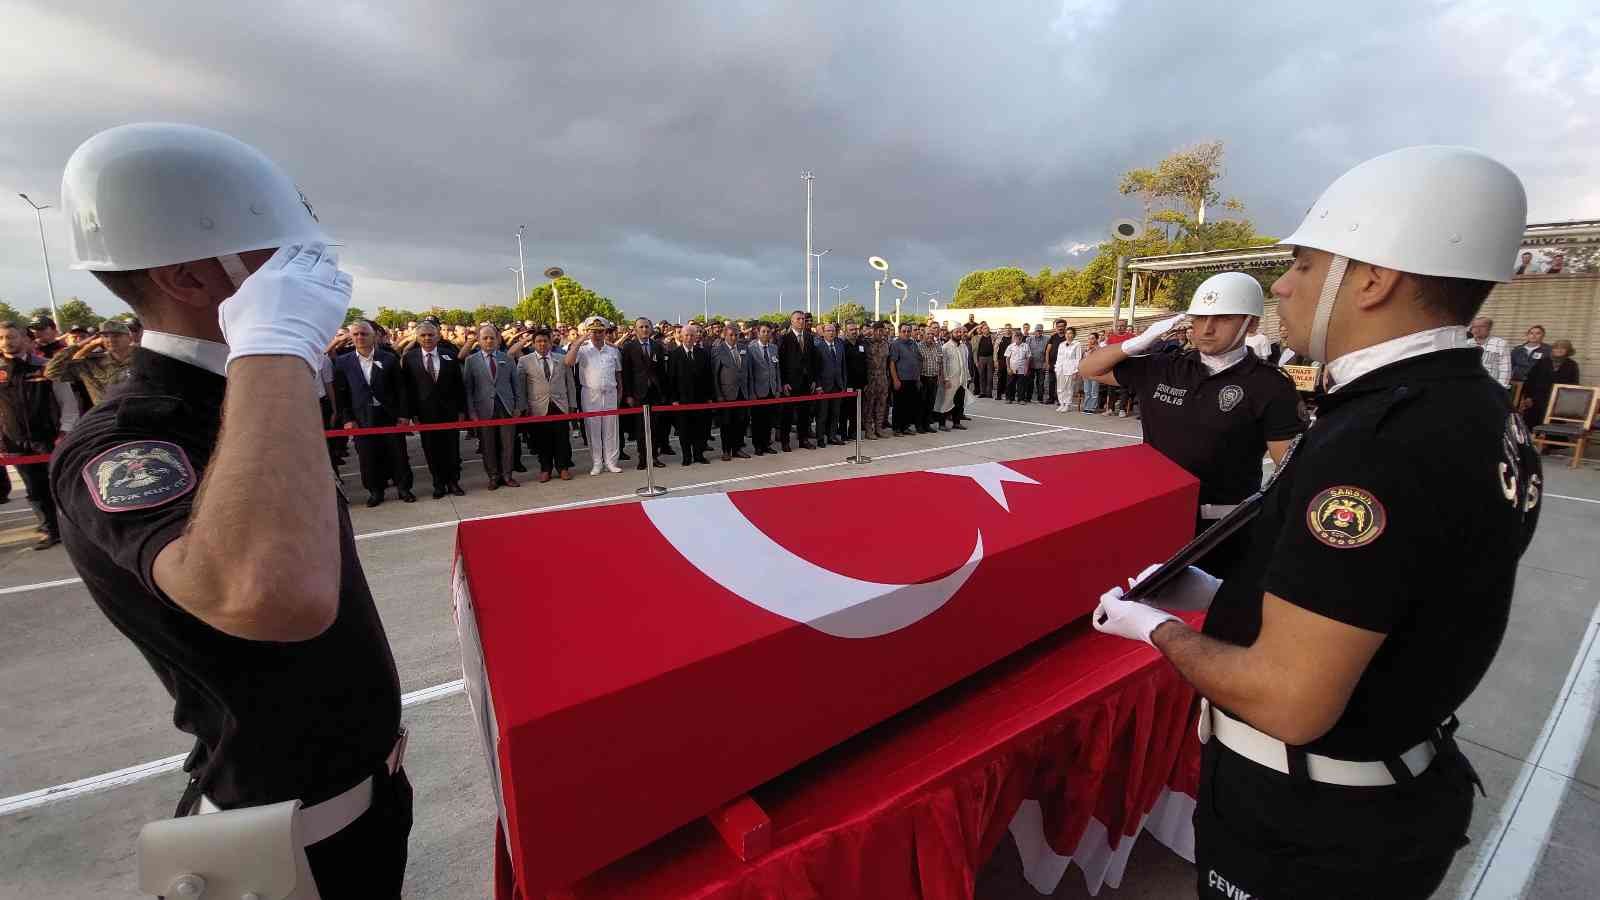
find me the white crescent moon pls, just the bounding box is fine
[642,492,983,638]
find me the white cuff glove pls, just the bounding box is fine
[1129,562,1221,611]
[1093,585,1181,646]
[219,243,353,375]
[1118,314,1188,357]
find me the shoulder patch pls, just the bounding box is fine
[81,440,197,513]
[1306,485,1386,548]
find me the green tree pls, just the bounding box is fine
[514,277,624,327]
[824,301,868,324]
[0,301,21,324]
[371,307,417,330]
[1154,140,1226,226]
[951,267,1031,308]
[343,306,367,326]
[56,298,103,329]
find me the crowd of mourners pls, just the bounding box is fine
[0,308,1583,540]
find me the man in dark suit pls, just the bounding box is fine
[334,319,415,507]
[776,310,817,450]
[813,321,848,445]
[841,321,869,441]
[665,323,713,465]
[620,317,669,469]
[400,322,467,499]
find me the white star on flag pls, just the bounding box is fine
[925,462,1040,512]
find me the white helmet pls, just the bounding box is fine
[1185,271,1264,317]
[1278,146,1526,362]
[61,123,328,277]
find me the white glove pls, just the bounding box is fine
[1093,585,1181,646]
[1129,562,1221,612]
[1118,314,1188,357]
[219,243,353,374]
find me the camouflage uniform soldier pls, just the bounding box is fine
[862,322,891,440]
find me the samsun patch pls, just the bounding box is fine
[82,440,197,513]
[1306,485,1386,548]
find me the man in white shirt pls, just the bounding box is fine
[1004,329,1032,404]
[1467,316,1511,388]
[1243,320,1273,360]
[565,316,623,475]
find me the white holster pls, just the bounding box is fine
[138,799,319,899]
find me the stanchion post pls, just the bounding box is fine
[635,405,668,497]
[846,390,871,465]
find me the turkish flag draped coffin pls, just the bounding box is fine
[453,444,1198,893]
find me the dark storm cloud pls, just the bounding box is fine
[1,0,1595,318]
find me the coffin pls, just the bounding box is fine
[453,445,1198,892]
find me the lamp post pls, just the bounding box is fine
[17,194,59,322]
[544,266,565,325]
[506,267,522,307]
[513,225,528,301]
[694,276,716,322]
[868,256,889,323]
[801,171,815,314]
[810,248,830,317]
[828,284,848,320]
[923,290,941,320]
[890,278,908,330]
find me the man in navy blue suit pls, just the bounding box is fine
[334,320,416,507]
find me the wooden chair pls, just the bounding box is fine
[1532,385,1600,468]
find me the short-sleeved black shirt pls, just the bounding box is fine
[1114,349,1306,505]
[50,348,401,807]
[1205,348,1542,759]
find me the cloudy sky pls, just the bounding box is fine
[2,0,1597,321]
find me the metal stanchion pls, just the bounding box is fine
[634,405,668,497]
[846,390,871,465]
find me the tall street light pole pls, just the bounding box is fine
[17,194,59,322]
[810,248,830,317]
[514,225,528,301]
[891,278,908,331]
[544,267,565,325]
[506,267,522,307]
[922,290,941,318]
[801,171,815,315]
[869,256,890,323]
[695,277,716,322]
[828,284,848,320]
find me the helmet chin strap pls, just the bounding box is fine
[216,253,251,289]
[1306,255,1349,364]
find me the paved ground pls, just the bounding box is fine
[1,396,1595,899]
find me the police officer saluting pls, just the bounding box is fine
[50,124,409,897]
[1080,270,1305,577]
[1092,146,1540,898]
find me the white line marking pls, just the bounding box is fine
[0,679,467,817]
[1459,595,1600,899]
[1546,492,1600,505]
[0,576,87,596]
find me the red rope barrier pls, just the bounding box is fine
[0,390,861,467]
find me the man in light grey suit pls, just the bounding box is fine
[712,323,750,460]
[518,330,575,481]
[742,322,780,455]
[462,324,524,489]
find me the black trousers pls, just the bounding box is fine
[674,408,708,460]
[305,765,413,898]
[779,389,813,445]
[815,394,841,443]
[1007,372,1031,403]
[17,461,55,536]
[719,408,747,452]
[839,389,859,440]
[918,376,940,431]
[749,398,775,450]
[892,380,921,433]
[531,401,575,473]
[1195,741,1473,899]
[416,420,461,489]
[939,387,965,426]
[354,426,413,496]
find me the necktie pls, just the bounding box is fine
[426,351,437,381]
[489,353,497,379]
[542,355,551,381]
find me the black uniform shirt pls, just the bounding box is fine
[1114,349,1306,506]
[1205,348,1542,759]
[50,348,401,807]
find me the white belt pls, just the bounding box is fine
[198,730,407,846]
[1199,699,1436,788]
[1199,503,1239,520]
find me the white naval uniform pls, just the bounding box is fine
[575,342,623,472]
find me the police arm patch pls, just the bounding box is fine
[1305,485,1386,548]
[81,440,198,513]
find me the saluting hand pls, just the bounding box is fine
[219,242,353,375]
